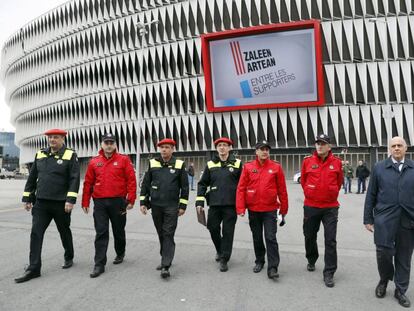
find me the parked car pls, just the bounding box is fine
[293,171,301,184]
[0,170,15,179]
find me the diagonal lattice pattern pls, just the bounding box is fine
[1,0,414,166]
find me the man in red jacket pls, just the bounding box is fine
[236,140,288,279]
[82,133,137,278]
[301,134,343,288]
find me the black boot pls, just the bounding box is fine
[219,260,228,272]
[14,270,41,283]
[62,259,73,269]
[90,266,105,278]
[375,280,388,298]
[253,263,264,273]
[395,289,411,308]
[160,267,170,279]
[113,254,124,265]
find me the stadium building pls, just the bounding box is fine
[1,0,414,177]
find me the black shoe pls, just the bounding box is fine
[307,263,315,272]
[219,260,228,272]
[375,280,388,298]
[14,270,41,283]
[215,253,221,262]
[356,192,360,194]
[160,267,170,279]
[253,263,264,273]
[324,275,335,288]
[113,254,124,265]
[90,266,105,278]
[395,289,411,308]
[267,268,279,279]
[156,264,162,271]
[62,259,73,269]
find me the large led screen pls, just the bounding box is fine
[202,20,324,112]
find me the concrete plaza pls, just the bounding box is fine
[0,179,408,311]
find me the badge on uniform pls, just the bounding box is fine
[229,167,234,172]
[311,164,319,169]
[252,169,258,173]
[268,169,273,173]
[114,162,118,166]
[57,159,63,165]
[170,169,176,174]
[329,165,334,170]
[97,162,103,167]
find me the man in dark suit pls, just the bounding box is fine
[364,137,414,308]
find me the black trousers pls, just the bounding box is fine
[29,199,73,272]
[207,205,237,262]
[303,206,338,276]
[248,210,279,271]
[93,198,127,267]
[151,205,179,268]
[357,177,367,193]
[376,213,414,294]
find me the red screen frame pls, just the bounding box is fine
[201,20,325,112]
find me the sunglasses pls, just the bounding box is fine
[103,141,115,145]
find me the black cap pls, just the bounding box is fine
[315,134,330,144]
[101,133,116,142]
[255,140,271,149]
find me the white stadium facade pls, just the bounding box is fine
[1,0,414,177]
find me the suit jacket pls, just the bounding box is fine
[364,158,414,247]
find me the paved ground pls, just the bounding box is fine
[0,179,410,310]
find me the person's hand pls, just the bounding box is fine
[82,206,89,214]
[239,213,245,217]
[24,202,32,211]
[365,224,374,232]
[127,203,134,210]
[178,208,185,216]
[196,206,204,213]
[64,203,74,213]
[140,205,148,215]
[280,214,286,227]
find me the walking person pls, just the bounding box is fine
[301,134,343,287]
[196,137,242,272]
[343,161,353,194]
[140,138,189,278]
[236,140,288,280]
[188,162,195,191]
[364,137,414,308]
[356,160,370,194]
[82,133,137,278]
[15,129,80,283]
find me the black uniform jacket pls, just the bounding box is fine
[22,145,80,204]
[196,153,242,208]
[140,156,189,209]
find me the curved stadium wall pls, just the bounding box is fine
[1,0,414,176]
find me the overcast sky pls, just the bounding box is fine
[0,0,68,132]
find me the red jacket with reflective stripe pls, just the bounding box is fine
[300,151,343,208]
[82,150,137,207]
[236,158,288,215]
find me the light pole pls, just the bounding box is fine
[368,18,394,155]
[135,20,159,180]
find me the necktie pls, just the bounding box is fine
[395,162,402,172]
